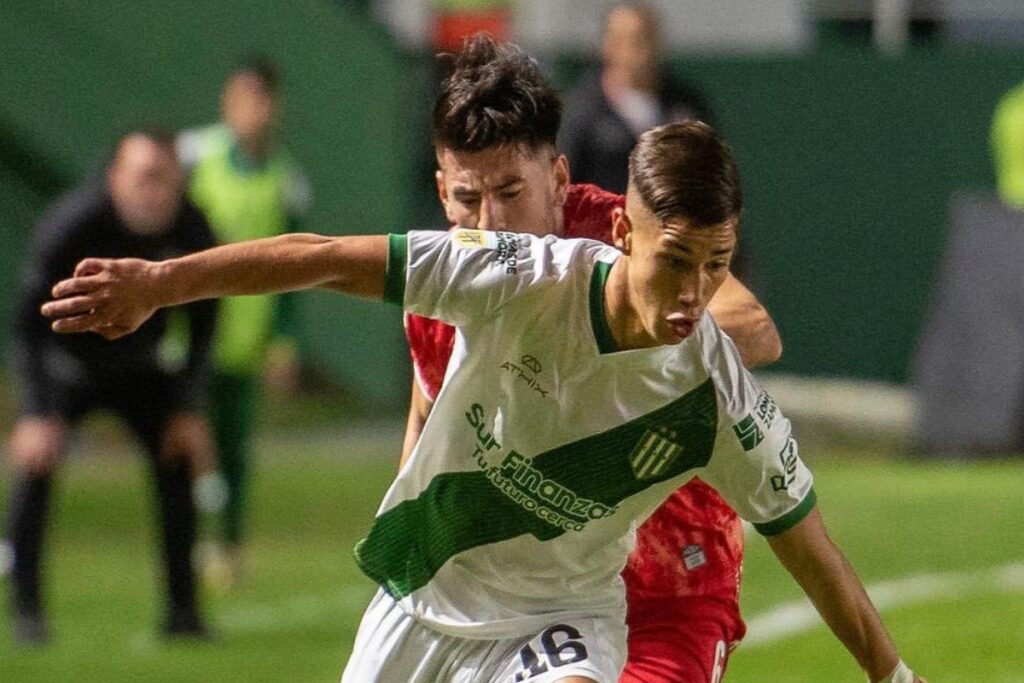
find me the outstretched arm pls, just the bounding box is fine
[708,273,781,369]
[767,508,925,683]
[42,233,390,339]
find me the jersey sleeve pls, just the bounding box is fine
[384,229,585,327]
[697,322,816,536]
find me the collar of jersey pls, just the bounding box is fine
[228,142,271,174]
[589,259,620,354]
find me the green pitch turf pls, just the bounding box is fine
[1,429,1021,682]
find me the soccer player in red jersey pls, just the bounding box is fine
[402,35,781,682]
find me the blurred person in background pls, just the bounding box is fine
[561,1,714,195]
[404,34,778,682]
[177,56,312,589]
[5,129,216,645]
[991,79,1024,208]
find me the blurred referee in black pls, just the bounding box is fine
[6,130,217,644]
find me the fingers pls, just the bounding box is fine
[51,274,104,299]
[74,257,108,277]
[49,313,101,334]
[40,295,99,320]
[48,310,130,338]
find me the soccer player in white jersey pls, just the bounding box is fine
[41,122,924,683]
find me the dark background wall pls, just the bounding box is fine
[655,49,1016,383]
[1,2,1018,407]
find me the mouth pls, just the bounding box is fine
[665,313,699,340]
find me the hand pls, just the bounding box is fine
[8,416,67,475]
[41,257,162,340]
[160,412,215,476]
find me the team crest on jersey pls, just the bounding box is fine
[732,414,764,451]
[451,229,496,249]
[629,427,684,480]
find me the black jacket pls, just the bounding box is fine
[13,181,217,414]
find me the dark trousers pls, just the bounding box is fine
[210,372,258,547]
[6,370,199,622]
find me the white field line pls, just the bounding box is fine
[126,561,1024,644]
[742,560,1024,649]
[215,585,374,633]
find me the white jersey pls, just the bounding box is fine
[355,229,815,639]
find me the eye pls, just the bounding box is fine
[659,255,689,270]
[498,189,522,201]
[707,260,729,271]
[454,194,480,207]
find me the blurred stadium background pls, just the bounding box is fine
[2,1,1023,680]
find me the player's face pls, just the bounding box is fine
[612,195,736,347]
[222,72,277,151]
[108,135,184,235]
[435,145,569,235]
[602,7,659,82]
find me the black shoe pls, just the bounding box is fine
[161,610,213,641]
[12,611,50,646]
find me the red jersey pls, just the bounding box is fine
[404,183,744,602]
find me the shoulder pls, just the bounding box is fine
[36,183,107,238]
[281,157,313,216]
[177,123,229,169]
[563,183,624,244]
[693,315,758,419]
[563,71,608,119]
[174,199,217,248]
[659,73,714,124]
[565,69,604,101]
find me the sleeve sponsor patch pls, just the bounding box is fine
[451,229,498,249]
[450,229,523,274]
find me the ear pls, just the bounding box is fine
[435,169,461,226]
[552,154,570,207]
[434,169,448,210]
[611,207,632,254]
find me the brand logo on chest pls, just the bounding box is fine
[499,353,550,399]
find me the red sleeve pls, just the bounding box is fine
[562,183,624,244]
[404,313,456,402]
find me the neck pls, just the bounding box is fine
[602,66,656,96]
[603,256,654,351]
[237,137,270,164]
[552,208,565,237]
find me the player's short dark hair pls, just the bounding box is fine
[432,33,561,154]
[628,121,743,227]
[231,54,281,95]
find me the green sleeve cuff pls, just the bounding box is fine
[384,233,408,306]
[754,487,817,536]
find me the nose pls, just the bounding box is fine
[677,269,706,309]
[477,196,504,231]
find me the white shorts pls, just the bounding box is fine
[341,589,627,683]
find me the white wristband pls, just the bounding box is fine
[876,659,914,683]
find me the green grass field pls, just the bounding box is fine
[1,424,1022,682]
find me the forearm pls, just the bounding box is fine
[156,233,389,307]
[768,510,901,681]
[708,273,781,368]
[400,380,433,471]
[44,233,392,340]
